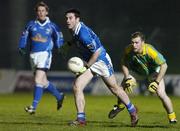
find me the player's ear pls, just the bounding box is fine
[76,17,80,22]
[142,40,145,44]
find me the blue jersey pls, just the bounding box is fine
[72,22,107,62]
[18,17,64,52]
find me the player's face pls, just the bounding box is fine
[65,13,80,31]
[36,6,48,21]
[131,36,144,53]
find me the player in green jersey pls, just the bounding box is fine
[108,31,177,124]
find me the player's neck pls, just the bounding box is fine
[137,43,144,54]
[135,47,143,54]
[38,19,46,24]
[73,22,80,31]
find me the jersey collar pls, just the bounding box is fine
[35,17,50,26]
[74,22,81,35]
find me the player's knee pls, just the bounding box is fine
[157,90,167,99]
[73,82,82,93]
[110,85,119,94]
[73,84,77,92]
[35,78,45,86]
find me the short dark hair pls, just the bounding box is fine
[34,1,49,12]
[65,8,80,18]
[131,31,145,41]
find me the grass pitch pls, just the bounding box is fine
[0,93,179,131]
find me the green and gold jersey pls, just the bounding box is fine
[121,43,166,76]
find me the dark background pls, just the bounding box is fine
[0,0,180,73]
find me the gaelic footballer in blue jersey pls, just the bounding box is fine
[18,1,64,115]
[108,32,177,123]
[65,8,138,127]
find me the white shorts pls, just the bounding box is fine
[30,51,52,70]
[89,53,114,78]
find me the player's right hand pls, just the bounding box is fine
[123,77,136,94]
[19,48,26,56]
[75,66,87,76]
[79,66,87,74]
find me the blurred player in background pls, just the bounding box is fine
[64,8,138,127]
[18,1,64,114]
[108,31,177,124]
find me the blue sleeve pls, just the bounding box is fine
[18,21,33,48]
[51,22,64,48]
[79,29,96,53]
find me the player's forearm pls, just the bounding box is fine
[87,50,100,67]
[122,65,130,79]
[156,63,168,83]
[19,31,29,48]
[54,32,64,48]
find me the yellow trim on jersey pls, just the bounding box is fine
[144,44,158,59]
[142,43,146,55]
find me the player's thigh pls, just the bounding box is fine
[102,74,118,89]
[157,79,166,95]
[35,70,48,85]
[74,69,94,90]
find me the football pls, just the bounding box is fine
[67,57,84,73]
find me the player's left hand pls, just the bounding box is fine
[148,81,159,93]
[19,48,26,56]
